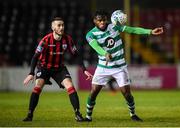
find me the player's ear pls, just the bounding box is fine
[93,18,96,24]
[51,22,54,31]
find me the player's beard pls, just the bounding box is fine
[55,28,64,36]
[53,29,64,41]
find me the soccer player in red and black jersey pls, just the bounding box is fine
[23,17,92,122]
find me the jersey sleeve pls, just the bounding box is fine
[66,35,86,72]
[67,35,78,55]
[86,32,107,56]
[29,52,40,75]
[89,40,107,56]
[123,26,152,35]
[35,39,47,53]
[86,32,95,44]
[114,24,126,32]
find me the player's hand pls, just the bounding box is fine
[84,70,93,80]
[151,27,163,35]
[23,75,34,86]
[105,53,112,66]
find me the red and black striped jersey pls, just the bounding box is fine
[35,33,77,69]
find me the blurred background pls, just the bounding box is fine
[0,0,179,91]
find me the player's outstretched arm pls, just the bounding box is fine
[124,26,164,36]
[89,40,112,66]
[84,71,93,80]
[23,75,34,86]
[72,49,93,80]
[23,53,40,86]
[151,27,163,35]
[89,39,107,56]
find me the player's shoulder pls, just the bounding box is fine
[64,33,72,38]
[86,27,97,35]
[108,23,115,28]
[42,33,53,40]
[109,23,126,32]
[107,23,118,30]
[63,33,73,41]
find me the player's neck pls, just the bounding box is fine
[96,25,108,31]
[53,32,62,41]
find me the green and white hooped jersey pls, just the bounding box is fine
[86,23,127,69]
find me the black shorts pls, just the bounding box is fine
[35,66,71,88]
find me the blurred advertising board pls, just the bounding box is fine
[78,66,178,90]
[178,64,180,88]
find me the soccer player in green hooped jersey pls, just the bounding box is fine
[84,10,163,122]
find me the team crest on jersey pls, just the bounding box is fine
[62,44,67,50]
[105,37,115,48]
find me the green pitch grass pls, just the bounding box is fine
[0,90,180,127]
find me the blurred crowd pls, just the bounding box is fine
[0,0,179,66]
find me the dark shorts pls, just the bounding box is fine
[35,66,71,88]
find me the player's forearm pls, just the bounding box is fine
[73,51,86,72]
[29,53,40,75]
[124,26,152,35]
[79,59,86,72]
[89,40,107,56]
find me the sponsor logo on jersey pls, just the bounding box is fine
[48,44,56,47]
[105,37,115,48]
[49,52,63,55]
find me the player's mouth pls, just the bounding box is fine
[99,24,106,29]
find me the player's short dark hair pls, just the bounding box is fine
[93,10,108,19]
[52,17,64,22]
